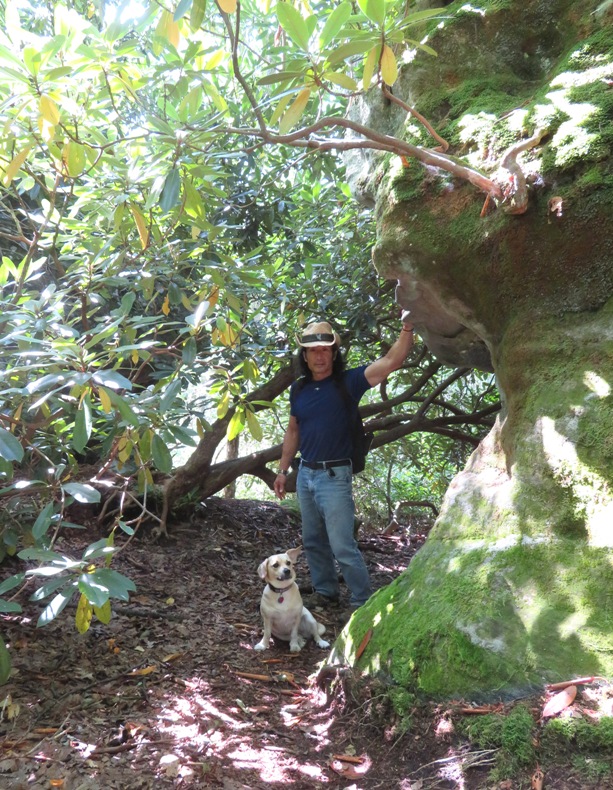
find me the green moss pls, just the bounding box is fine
[542,716,613,757]
[459,704,536,779]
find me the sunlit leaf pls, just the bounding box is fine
[75,593,93,633]
[363,45,379,90]
[38,589,74,627]
[276,2,311,51]
[63,141,86,177]
[92,370,133,391]
[279,87,311,133]
[3,146,31,186]
[319,2,352,48]
[323,71,357,91]
[380,44,398,85]
[246,409,263,441]
[39,95,60,125]
[62,483,101,504]
[357,0,386,26]
[227,409,244,441]
[269,91,293,126]
[190,0,206,29]
[130,203,149,249]
[218,0,237,12]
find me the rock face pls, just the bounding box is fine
[333,0,613,697]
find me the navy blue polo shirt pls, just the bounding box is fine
[290,366,370,462]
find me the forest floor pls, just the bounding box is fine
[0,497,612,789]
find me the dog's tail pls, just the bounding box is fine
[317,623,326,636]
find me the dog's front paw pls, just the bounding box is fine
[316,639,330,649]
[289,641,302,653]
[254,640,268,651]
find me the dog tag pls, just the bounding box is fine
[278,595,284,603]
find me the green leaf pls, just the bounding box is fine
[0,638,11,684]
[32,501,56,541]
[174,0,193,21]
[159,168,181,213]
[89,568,136,602]
[363,45,379,90]
[257,70,305,86]
[326,40,374,65]
[62,483,101,504]
[92,370,133,391]
[396,7,446,29]
[227,409,244,441]
[159,379,182,412]
[72,394,92,454]
[38,589,75,627]
[78,574,110,608]
[0,573,25,596]
[190,0,206,29]
[319,2,352,48]
[323,71,357,91]
[246,409,263,442]
[356,0,386,27]
[152,433,173,473]
[0,600,22,614]
[276,2,311,51]
[64,141,86,177]
[0,427,23,463]
[94,600,112,624]
[105,389,140,428]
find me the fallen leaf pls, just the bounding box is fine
[161,652,183,663]
[542,685,576,718]
[532,767,544,789]
[356,629,373,661]
[129,665,157,676]
[329,754,372,779]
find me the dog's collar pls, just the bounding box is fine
[268,582,293,594]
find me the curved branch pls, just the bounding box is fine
[218,116,503,200]
[381,85,449,152]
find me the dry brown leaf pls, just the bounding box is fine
[532,767,544,789]
[129,665,157,677]
[161,652,183,663]
[356,629,373,661]
[542,685,576,718]
[329,754,372,779]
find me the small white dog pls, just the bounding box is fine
[254,546,330,653]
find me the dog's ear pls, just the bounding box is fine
[286,546,302,563]
[257,558,269,580]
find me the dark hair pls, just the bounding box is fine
[293,345,346,394]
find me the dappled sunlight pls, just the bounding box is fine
[584,371,611,399]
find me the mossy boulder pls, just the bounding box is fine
[334,0,613,698]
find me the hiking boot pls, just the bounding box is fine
[302,592,340,609]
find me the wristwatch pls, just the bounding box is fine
[278,469,289,476]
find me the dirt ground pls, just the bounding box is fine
[0,497,611,789]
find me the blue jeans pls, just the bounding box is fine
[296,464,372,606]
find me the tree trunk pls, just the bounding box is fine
[332,0,613,697]
[223,437,239,499]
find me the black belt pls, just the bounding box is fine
[300,459,351,470]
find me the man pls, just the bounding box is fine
[274,317,415,612]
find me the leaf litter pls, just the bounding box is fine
[0,497,611,789]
